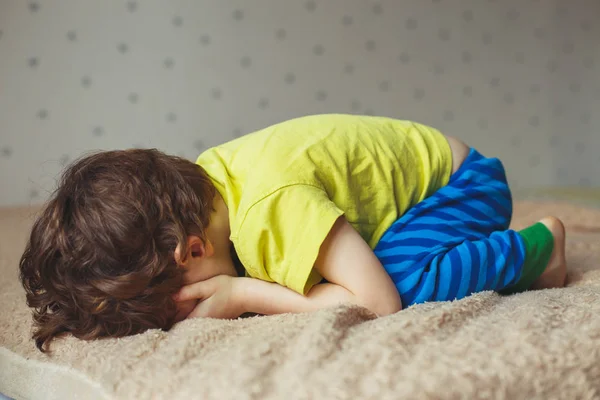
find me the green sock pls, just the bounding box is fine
[500,223,554,295]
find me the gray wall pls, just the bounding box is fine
[0,0,598,206]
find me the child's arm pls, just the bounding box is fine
[175,217,402,318]
[237,217,402,316]
[177,275,365,319]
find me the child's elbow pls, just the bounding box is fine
[365,294,402,317]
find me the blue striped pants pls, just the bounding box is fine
[374,148,527,306]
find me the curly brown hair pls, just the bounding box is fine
[19,148,215,353]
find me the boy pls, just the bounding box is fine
[19,114,567,352]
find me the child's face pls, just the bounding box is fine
[172,225,238,322]
[172,258,238,322]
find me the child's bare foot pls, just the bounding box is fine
[530,216,567,290]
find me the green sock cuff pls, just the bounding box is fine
[501,223,554,294]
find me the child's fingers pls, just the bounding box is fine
[174,281,212,301]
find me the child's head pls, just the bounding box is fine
[19,149,215,352]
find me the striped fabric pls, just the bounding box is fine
[374,148,526,306]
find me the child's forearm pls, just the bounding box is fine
[233,277,362,315]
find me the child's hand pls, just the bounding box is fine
[173,275,243,319]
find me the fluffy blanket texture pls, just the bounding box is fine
[1,202,600,399]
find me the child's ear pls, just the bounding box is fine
[174,236,214,266]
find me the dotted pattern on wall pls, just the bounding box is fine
[0,0,599,206]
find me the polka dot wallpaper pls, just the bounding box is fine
[0,0,599,206]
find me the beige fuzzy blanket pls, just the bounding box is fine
[1,202,600,400]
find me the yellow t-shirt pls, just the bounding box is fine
[196,114,453,295]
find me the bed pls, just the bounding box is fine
[2,195,600,399]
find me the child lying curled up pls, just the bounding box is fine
[20,114,567,352]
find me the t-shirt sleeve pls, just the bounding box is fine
[234,184,344,295]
